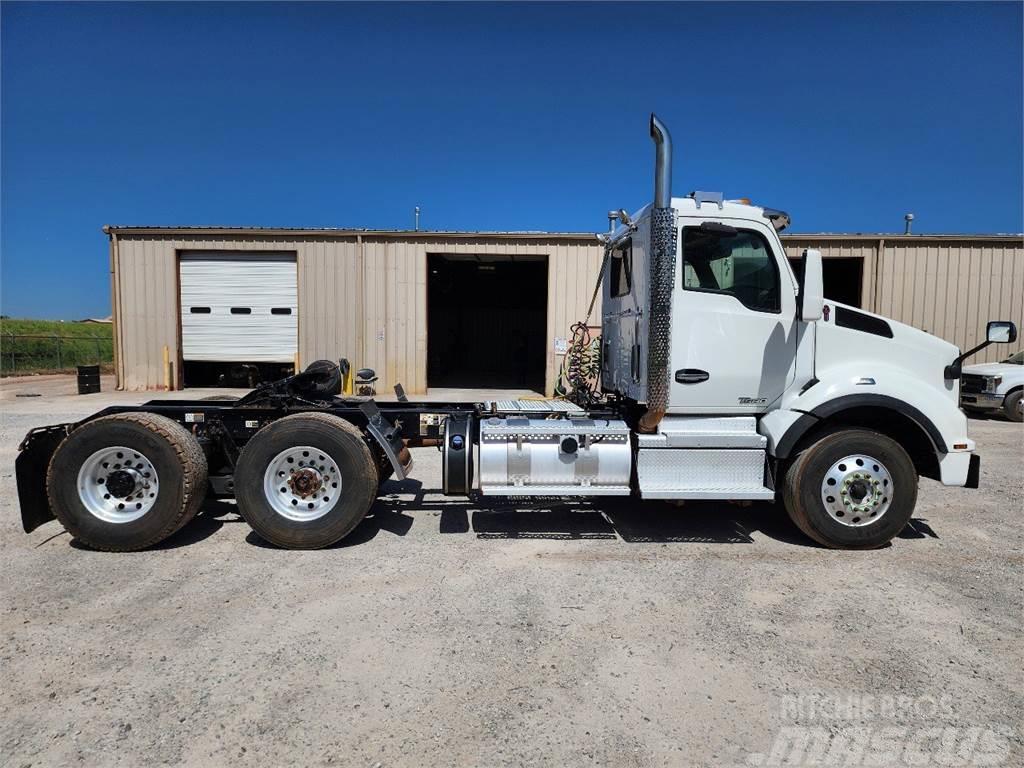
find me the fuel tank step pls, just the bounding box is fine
[637,448,774,500]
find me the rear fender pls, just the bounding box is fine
[358,401,413,480]
[16,425,71,533]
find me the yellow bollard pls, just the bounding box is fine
[162,345,172,391]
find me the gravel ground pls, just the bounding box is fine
[1,377,1021,767]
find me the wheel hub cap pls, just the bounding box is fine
[263,446,343,522]
[820,454,893,527]
[289,467,323,498]
[105,468,142,499]
[77,446,160,524]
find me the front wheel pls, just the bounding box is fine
[782,429,918,549]
[1003,391,1023,423]
[234,413,379,548]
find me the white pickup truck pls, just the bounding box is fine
[960,351,1024,422]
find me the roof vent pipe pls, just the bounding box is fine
[904,213,914,235]
[651,114,672,208]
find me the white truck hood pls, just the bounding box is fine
[962,362,1022,376]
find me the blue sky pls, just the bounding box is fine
[2,1,1021,319]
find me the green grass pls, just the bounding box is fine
[1,317,114,376]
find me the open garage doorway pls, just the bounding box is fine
[788,256,864,307]
[428,254,548,392]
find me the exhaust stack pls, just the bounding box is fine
[650,114,672,208]
[638,114,677,434]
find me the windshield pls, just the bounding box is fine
[1003,350,1023,365]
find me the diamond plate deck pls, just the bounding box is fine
[637,448,772,500]
[637,416,767,449]
[487,399,585,414]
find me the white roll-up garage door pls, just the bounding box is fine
[179,253,297,363]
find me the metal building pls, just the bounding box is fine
[105,226,1022,392]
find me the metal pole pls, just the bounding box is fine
[414,206,420,232]
[55,335,62,370]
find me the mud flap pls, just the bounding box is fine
[16,425,70,533]
[358,401,413,480]
[965,454,981,489]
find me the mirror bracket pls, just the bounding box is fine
[944,321,1018,380]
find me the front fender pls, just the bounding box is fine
[765,364,970,458]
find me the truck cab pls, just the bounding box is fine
[603,195,804,414]
[596,115,1016,547]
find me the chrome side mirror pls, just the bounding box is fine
[986,321,1017,344]
[945,321,1019,380]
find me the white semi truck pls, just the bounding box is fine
[16,115,1017,551]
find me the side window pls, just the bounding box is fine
[681,226,780,313]
[609,238,632,298]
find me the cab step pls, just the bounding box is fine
[636,417,774,501]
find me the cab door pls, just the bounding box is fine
[668,219,797,412]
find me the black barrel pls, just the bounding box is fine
[76,365,101,395]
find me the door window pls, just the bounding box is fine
[681,226,780,313]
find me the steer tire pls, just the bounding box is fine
[1003,391,1023,423]
[46,413,208,552]
[234,413,378,549]
[782,429,917,550]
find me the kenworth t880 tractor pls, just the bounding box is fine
[15,115,1016,551]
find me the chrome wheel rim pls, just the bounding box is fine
[263,446,342,522]
[77,446,160,523]
[820,454,893,527]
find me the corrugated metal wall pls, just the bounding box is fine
[111,231,1022,391]
[874,239,1024,363]
[111,232,604,392]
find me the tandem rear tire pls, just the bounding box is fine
[234,413,379,549]
[782,428,917,549]
[46,413,208,551]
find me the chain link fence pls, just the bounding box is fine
[1,333,114,376]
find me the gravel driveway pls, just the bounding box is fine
[1,378,1021,767]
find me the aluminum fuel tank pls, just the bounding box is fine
[478,417,632,496]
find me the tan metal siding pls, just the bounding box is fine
[112,230,1021,391]
[875,239,1024,363]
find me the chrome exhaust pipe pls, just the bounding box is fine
[650,113,672,208]
[638,113,676,434]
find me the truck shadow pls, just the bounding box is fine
[340,478,925,549]
[65,477,933,551]
[61,484,940,551]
